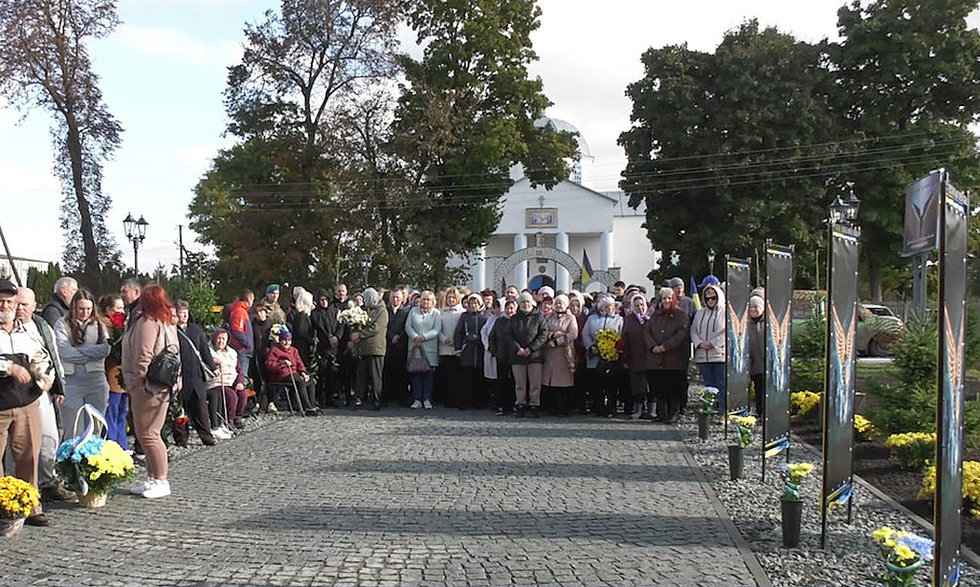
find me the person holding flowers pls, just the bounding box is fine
[121,284,179,499]
[99,295,128,449]
[643,287,691,423]
[581,295,623,416]
[54,289,111,431]
[352,288,388,411]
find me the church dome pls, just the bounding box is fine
[533,117,592,159]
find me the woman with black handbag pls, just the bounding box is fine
[175,300,216,447]
[122,284,179,499]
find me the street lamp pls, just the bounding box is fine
[123,213,148,274]
[829,187,860,227]
[707,248,716,275]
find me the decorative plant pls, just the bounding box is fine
[698,387,719,414]
[789,390,821,418]
[56,436,135,496]
[871,526,933,587]
[884,432,936,470]
[854,414,875,442]
[778,462,814,501]
[729,414,756,448]
[0,476,39,519]
[920,460,980,518]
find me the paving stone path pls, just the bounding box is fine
[0,410,770,586]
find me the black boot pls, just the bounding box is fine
[515,405,526,418]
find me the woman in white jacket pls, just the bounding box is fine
[690,282,726,411]
[55,290,111,428]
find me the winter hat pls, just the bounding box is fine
[266,284,280,294]
[279,330,293,341]
[698,275,720,289]
[537,285,555,300]
[466,293,484,310]
[554,294,569,308]
[749,295,765,310]
[517,292,535,306]
[597,296,616,313]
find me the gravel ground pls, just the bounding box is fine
[679,402,979,587]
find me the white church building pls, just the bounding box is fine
[462,118,658,296]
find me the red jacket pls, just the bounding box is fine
[264,344,306,382]
[228,300,253,355]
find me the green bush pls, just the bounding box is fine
[889,317,936,388]
[791,358,824,394]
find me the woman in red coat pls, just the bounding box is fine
[264,331,318,416]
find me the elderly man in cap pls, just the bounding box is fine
[0,279,56,525]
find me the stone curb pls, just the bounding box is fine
[674,424,775,587]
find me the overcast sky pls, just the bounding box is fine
[0,1,976,278]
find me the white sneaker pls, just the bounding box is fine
[141,479,171,499]
[220,425,235,437]
[411,400,422,409]
[423,400,433,409]
[211,427,232,440]
[129,478,154,495]
[267,403,278,413]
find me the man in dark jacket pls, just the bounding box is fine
[383,287,410,407]
[325,284,352,405]
[500,292,548,417]
[175,301,215,447]
[40,276,77,328]
[251,303,276,412]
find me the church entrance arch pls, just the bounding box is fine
[492,246,618,291]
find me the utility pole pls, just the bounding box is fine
[179,224,185,278]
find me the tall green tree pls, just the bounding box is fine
[189,0,400,292]
[0,0,123,288]
[832,0,980,300]
[392,0,577,285]
[619,21,840,287]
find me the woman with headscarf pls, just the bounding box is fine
[501,292,548,417]
[580,295,623,416]
[435,287,462,406]
[55,289,111,428]
[265,330,319,415]
[568,291,589,413]
[621,293,653,419]
[541,293,579,416]
[405,290,441,409]
[454,293,487,409]
[691,283,727,413]
[747,294,766,417]
[122,284,180,499]
[352,287,388,410]
[644,287,691,423]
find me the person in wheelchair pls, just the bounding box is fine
[264,331,319,416]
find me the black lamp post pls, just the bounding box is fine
[707,248,716,275]
[123,213,148,274]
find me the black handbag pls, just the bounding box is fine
[146,324,180,390]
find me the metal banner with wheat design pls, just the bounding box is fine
[820,221,859,548]
[935,175,968,587]
[725,258,752,420]
[764,244,793,463]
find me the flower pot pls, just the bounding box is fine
[883,558,922,587]
[0,517,24,537]
[77,491,108,509]
[781,498,803,548]
[698,412,710,440]
[728,445,744,480]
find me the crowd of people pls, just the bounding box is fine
[0,271,763,516]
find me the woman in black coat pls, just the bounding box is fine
[176,300,216,446]
[501,292,548,417]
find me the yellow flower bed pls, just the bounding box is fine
[884,432,936,470]
[920,461,980,518]
[790,390,820,418]
[854,414,875,441]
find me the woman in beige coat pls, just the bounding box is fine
[541,294,579,416]
[122,284,180,499]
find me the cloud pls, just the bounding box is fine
[114,25,240,68]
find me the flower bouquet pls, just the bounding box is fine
[338,307,369,330]
[594,328,623,362]
[0,476,39,537]
[696,387,719,440]
[727,414,756,480]
[872,526,933,587]
[778,462,814,501]
[106,310,126,390]
[777,462,814,548]
[56,436,134,508]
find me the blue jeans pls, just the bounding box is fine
[411,370,434,402]
[698,362,726,413]
[106,392,129,449]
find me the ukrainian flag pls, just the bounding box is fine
[690,276,702,311]
[581,249,594,283]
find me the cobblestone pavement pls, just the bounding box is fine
[1,409,770,586]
